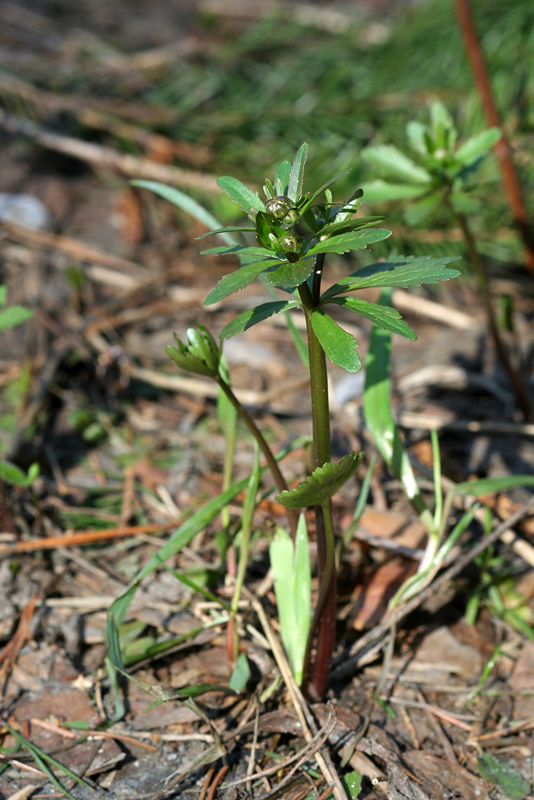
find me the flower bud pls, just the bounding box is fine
[266,195,292,220]
[167,325,220,378]
[278,232,301,253]
[283,208,298,225]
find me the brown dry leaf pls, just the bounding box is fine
[402,751,491,798]
[509,641,534,721]
[402,626,483,682]
[351,560,417,630]
[358,508,427,551]
[115,187,146,244]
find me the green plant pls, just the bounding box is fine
[132,143,460,698]
[361,101,533,420]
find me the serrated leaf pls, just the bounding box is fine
[220,300,300,339]
[327,297,417,340]
[361,180,427,203]
[276,452,364,509]
[288,143,308,202]
[316,215,384,239]
[322,255,460,295]
[311,309,361,372]
[217,176,265,213]
[305,228,391,257]
[332,188,364,222]
[476,753,530,799]
[455,127,501,166]
[132,180,239,247]
[204,259,280,305]
[364,145,432,185]
[200,244,274,257]
[274,160,291,195]
[267,257,315,289]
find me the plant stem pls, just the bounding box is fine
[215,375,298,536]
[298,277,337,698]
[452,208,533,421]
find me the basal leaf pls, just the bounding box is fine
[305,228,391,257]
[360,180,427,203]
[364,145,432,185]
[327,297,417,340]
[477,753,530,800]
[276,452,364,509]
[217,176,266,213]
[311,309,361,372]
[200,244,274,258]
[322,255,460,295]
[455,128,501,166]
[267,257,315,289]
[288,142,308,202]
[204,259,280,305]
[0,305,34,331]
[220,300,300,339]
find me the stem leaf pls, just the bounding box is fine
[267,257,315,289]
[217,176,266,213]
[364,144,432,184]
[311,309,361,372]
[323,255,460,295]
[305,228,391,257]
[288,142,308,202]
[327,297,417,340]
[220,300,300,339]
[204,259,281,305]
[276,452,363,509]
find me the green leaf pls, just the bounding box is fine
[229,653,251,693]
[360,180,427,203]
[195,226,255,239]
[274,160,291,196]
[311,309,361,372]
[0,460,39,486]
[204,259,279,305]
[322,255,460,295]
[455,128,501,166]
[327,297,417,340]
[303,170,351,209]
[406,121,428,155]
[403,193,442,225]
[0,286,7,307]
[270,515,311,685]
[288,142,308,202]
[217,176,266,213]
[220,300,300,339]
[305,228,391,257]
[315,215,384,239]
[267,257,315,289]
[276,452,364,509]
[476,753,530,799]
[132,181,239,247]
[364,145,432,185]
[342,769,362,799]
[0,306,33,331]
[200,244,275,258]
[452,475,534,498]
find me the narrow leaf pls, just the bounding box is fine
[220,300,300,339]
[327,297,417,340]
[204,259,280,305]
[360,180,427,203]
[364,145,432,184]
[276,452,364,509]
[195,226,255,239]
[288,143,308,202]
[200,244,274,257]
[0,306,33,330]
[315,215,385,239]
[452,475,534,498]
[311,309,361,372]
[455,128,501,166]
[305,228,391,257]
[304,170,351,209]
[275,160,291,195]
[322,255,460,295]
[132,181,239,247]
[217,176,265,213]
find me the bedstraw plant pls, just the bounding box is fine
[115,144,461,701]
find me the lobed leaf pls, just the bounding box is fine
[322,255,460,296]
[276,452,364,509]
[220,300,300,339]
[204,259,280,305]
[267,257,315,289]
[311,309,361,372]
[288,142,308,202]
[217,175,266,213]
[327,297,417,340]
[305,228,391,257]
[364,145,432,185]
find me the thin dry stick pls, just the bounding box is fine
[0,108,219,193]
[251,596,348,800]
[332,495,534,679]
[454,0,534,273]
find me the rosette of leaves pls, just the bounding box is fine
[200,143,460,373]
[361,101,501,224]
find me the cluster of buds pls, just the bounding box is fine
[166,325,221,378]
